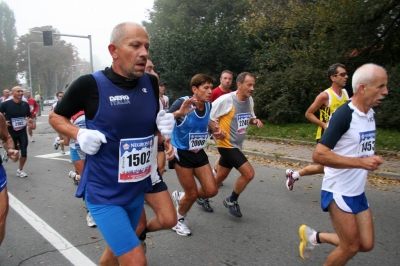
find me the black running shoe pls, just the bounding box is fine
[223,197,242,217]
[196,198,213,212]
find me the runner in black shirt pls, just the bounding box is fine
[0,86,32,178]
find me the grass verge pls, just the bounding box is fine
[246,122,400,153]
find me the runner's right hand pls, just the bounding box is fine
[77,129,107,155]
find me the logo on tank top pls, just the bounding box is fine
[109,95,130,105]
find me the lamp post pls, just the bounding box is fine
[28,42,43,90]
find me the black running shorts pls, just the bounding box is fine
[218,147,248,170]
[169,148,209,169]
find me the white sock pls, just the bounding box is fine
[177,212,185,220]
[293,171,300,180]
[309,231,318,245]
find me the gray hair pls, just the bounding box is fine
[236,72,254,84]
[352,63,387,93]
[110,22,143,47]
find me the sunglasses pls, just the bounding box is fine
[334,72,348,77]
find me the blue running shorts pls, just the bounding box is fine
[85,190,145,256]
[69,146,86,162]
[0,165,7,192]
[321,190,369,214]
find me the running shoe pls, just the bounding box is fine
[2,151,9,163]
[31,137,35,142]
[16,169,28,178]
[59,149,65,155]
[223,197,242,217]
[68,171,79,185]
[171,191,185,210]
[299,224,318,260]
[86,212,97,227]
[172,218,191,236]
[196,198,213,212]
[140,240,147,254]
[285,169,296,191]
[53,137,60,150]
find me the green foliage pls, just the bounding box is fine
[145,0,254,98]
[143,0,399,128]
[374,64,400,131]
[243,0,400,127]
[0,1,18,88]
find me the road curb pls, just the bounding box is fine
[206,145,400,180]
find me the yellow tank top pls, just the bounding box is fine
[316,88,349,140]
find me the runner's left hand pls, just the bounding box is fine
[156,110,175,136]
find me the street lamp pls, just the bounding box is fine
[28,42,43,91]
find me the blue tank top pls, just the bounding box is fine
[171,97,211,151]
[76,71,156,204]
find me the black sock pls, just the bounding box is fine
[230,191,240,202]
[316,232,321,244]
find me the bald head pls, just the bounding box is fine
[11,86,24,102]
[108,22,150,79]
[110,22,147,47]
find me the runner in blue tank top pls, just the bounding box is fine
[168,74,226,236]
[49,22,174,266]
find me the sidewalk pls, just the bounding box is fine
[207,136,400,179]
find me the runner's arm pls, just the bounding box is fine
[305,91,329,129]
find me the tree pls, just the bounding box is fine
[242,0,400,129]
[16,26,84,96]
[145,0,255,101]
[0,1,18,89]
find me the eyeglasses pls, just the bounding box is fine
[334,72,348,77]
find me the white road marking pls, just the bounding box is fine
[36,152,72,161]
[36,152,70,158]
[8,193,96,266]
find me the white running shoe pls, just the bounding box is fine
[171,191,185,210]
[16,169,28,178]
[53,137,60,150]
[299,224,318,260]
[172,218,191,236]
[86,212,97,227]
[2,151,9,163]
[68,171,79,185]
[285,169,297,191]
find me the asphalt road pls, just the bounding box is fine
[0,107,399,266]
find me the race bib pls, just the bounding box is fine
[357,130,376,158]
[11,117,26,131]
[237,113,251,134]
[188,132,208,150]
[118,135,154,183]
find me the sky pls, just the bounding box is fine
[6,0,155,73]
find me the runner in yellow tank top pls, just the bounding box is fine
[285,63,349,191]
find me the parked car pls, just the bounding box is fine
[43,96,57,106]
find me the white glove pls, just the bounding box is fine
[77,128,107,155]
[156,110,175,137]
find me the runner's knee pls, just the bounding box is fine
[184,189,199,201]
[359,240,374,252]
[157,212,177,229]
